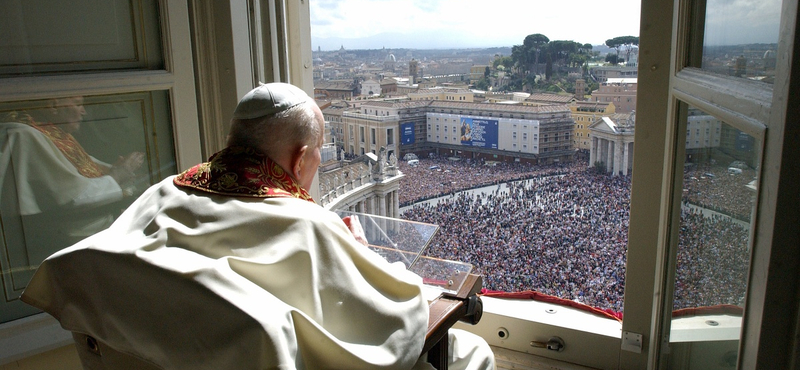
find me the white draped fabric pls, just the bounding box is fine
[23,177,438,369]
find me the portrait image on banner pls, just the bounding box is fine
[401,122,415,145]
[459,117,498,149]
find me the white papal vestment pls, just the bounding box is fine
[22,150,494,370]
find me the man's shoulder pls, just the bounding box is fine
[155,178,337,222]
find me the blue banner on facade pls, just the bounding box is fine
[459,117,498,149]
[401,122,415,145]
[735,131,753,151]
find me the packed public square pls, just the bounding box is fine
[398,156,750,313]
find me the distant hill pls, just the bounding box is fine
[315,33,616,58]
[313,31,517,51]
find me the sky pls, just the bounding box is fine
[703,0,781,46]
[310,0,642,51]
[310,0,781,51]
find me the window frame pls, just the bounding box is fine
[622,0,800,368]
[0,0,200,362]
[4,0,799,368]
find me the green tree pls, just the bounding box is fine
[493,56,513,70]
[523,33,550,74]
[474,77,490,91]
[605,36,639,64]
[547,40,580,66]
[511,44,526,76]
[570,53,589,69]
[545,53,553,80]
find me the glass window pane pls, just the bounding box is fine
[0,91,175,323]
[0,0,163,76]
[700,0,781,84]
[668,104,760,367]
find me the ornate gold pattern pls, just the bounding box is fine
[173,146,314,202]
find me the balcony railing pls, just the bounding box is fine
[318,157,400,207]
[343,112,400,121]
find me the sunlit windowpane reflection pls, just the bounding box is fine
[0,91,175,323]
[700,0,781,84]
[668,105,760,366]
[0,0,163,76]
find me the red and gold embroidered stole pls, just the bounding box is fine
[27,120,106,178]
[173,146,314,202]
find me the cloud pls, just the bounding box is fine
[311,0,643,49]
[704,0,781,45]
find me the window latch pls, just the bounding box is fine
[530,336,565,352]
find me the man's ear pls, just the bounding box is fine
[290,145,309,179]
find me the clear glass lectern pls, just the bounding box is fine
[335,211,474,296]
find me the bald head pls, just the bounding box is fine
[226,83,322,161]
[226,83,324,190]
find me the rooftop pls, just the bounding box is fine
[605,78,638,84]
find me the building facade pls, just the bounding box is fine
[570,101,617,151]
[589,112,636,176]
[338,99,575,165]
[408,87,474,102]
[314,81,357,100]
[589,65,638,82]
[361,79,381,96]
[590,78,637,113]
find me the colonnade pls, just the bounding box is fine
[590,135,634,176]
[341,190,400,219]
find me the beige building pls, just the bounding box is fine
[408,87,474,102]
[340,100,430,160]
[469,64,490,83]
[338,99,574,165]
[570,101,617,150]
[314,80,357,100]
[379,78,398,95]
[589,65,638,82]
[590,78,637,113]
[361,79,381,96]
[320,101,350,149]
[425,102,573,163]
[686,110,723,150]
[522,93,576,106]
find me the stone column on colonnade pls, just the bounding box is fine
[622,142,631,176]
[385,192,392,219]
[388,191,398,233]
[378,193,387,230]
[393,190,399,219]
[613,139,622,175]
[598,137,607,169]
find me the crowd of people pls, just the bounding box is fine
[397,156,582,206]
[682,163,757,222]
[673,208,750,310]
[397,157,750,313]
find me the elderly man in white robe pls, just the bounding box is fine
[22,83,495,370]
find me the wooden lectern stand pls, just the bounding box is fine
[424,273,484,370]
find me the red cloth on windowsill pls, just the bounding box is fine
[480,290,745,323]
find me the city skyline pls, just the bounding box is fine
[310,0,641,51]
